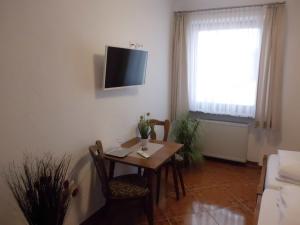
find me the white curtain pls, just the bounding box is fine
[171,14,189,121]
[255,4,285,130]
[186,6,265,118]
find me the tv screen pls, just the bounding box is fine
[103,46,148,89]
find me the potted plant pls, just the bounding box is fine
[171,114,203,167]
[138,112,151,150]
[5,153,78,225]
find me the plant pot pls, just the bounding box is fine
[140,138,148,151]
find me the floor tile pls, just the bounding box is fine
[207,205,254,225]
[170,212,218,225]
[227,182,258,211]
[137,219,172,225]
[159,192,203,217]
[193,187,238,209]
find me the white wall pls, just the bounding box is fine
[174,0,300,163]
[0,0,173,224]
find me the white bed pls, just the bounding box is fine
[265,154,299,190]
[256,153,300,225]
[257,189,280,225]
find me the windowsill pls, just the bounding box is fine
[190,111,254,124]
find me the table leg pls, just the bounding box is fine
[108,161,115,180]
[171,156,180,200]
[145,169,154,225]
[156,167,161,204]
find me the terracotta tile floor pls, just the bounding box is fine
[85,158,261,225]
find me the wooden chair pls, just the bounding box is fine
[149,119,170,142]
[149,119,186,204]
[89,141,153,225]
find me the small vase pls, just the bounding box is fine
[140,138,148,151]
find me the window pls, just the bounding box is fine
[187,7,265,118]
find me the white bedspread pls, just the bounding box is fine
[278,186,300,225]
[258,189,280,225]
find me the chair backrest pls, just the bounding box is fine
[149,119,170,142]
[89,141,109,197]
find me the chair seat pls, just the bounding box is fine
[108,174,149,199]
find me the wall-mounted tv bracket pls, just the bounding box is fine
[129,41,143,49]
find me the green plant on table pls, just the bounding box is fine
[171,113,203,166]
[138,112,151,139]
[5,153,78,225]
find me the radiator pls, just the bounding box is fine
[201,120,249,162]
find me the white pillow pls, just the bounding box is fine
[278,186,300,225]
[276,175,300,186]
[278,150,300,182]
[278,161,300,182]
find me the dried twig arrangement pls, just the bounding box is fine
[5,153,78,225]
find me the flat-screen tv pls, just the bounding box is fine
[103,46,148,89]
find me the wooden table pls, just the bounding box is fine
[104,137,183,225]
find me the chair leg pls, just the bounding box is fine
[156,168,161,204]
[177,166,186,196]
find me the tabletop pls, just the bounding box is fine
[104,137,183,171]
